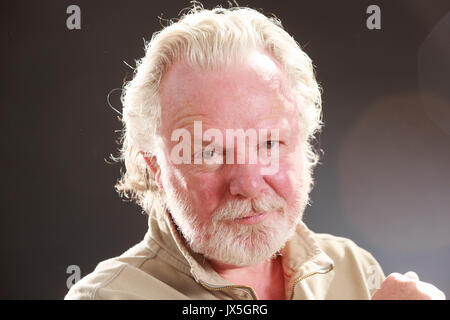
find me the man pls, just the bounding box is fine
[65,5,445,300]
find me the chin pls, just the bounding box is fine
[192,213,299,267]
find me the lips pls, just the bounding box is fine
[239,211,262,218]
[233,212,268,225]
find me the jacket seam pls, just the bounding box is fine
[92,263,127,300]
[147,236,190,267]
[91,251,174,300]
[145,237,193,277]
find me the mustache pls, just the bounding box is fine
[211,193,287,223]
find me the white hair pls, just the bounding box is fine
[115,3,323,214]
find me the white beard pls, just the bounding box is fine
[161,172,309,267]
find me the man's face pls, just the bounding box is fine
[156,50,310,266]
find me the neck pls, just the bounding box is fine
[208,255,286,300]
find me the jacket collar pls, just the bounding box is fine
[144,205,335,298]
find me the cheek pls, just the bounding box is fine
[264,158,303,205]
[170,166,226,219]
[192,175,224,214]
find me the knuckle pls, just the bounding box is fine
[405,279,418,290]
[387,272,401,280]
[386,272,403,283]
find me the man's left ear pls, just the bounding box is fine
[140,151,163,190]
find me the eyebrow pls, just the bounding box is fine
[171,113,209,130]
[171,111,294,143]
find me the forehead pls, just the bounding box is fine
[159,50,299,133]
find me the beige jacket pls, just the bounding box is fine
[65,207,385,300]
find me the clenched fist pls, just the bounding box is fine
[372,271,446,300]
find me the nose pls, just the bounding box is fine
[228,163,267,199]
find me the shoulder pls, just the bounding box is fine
[64,241,188,300]
[314,233,379,264]
[314,233,386,296]
[314,233,384,273]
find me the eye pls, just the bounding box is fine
[203,149,217,160]
[263,140,280,149]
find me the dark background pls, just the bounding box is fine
[1,0,449,299]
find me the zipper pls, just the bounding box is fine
[199,263,334,300]
[199,280,259,300]
[289,264,334,300]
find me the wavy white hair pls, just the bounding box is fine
[114,3,323,215]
